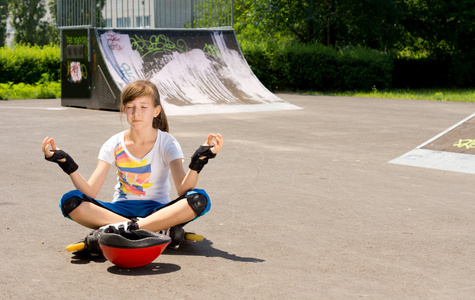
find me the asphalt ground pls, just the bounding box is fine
[1,95,474,299]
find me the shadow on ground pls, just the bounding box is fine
[162,238,265,263]
[107,262,182,276]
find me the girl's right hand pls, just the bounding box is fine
[42,137,64,161]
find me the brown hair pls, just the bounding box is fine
[120,79,169,132]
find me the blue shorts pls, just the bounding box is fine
[59,189,211,221]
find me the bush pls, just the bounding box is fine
[239,40,276,89]
[337,47,393,91]
[0,44,60,84]
[392,55,474,88]
[241,42,392,92]
[0,80,60,100]
[278,43,338,91]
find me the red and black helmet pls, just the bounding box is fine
[99,229,171,268]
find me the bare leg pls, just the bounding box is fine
[68,202,130,229]
[136,199,197,232]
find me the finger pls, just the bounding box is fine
[50,138,58,150]
[41,137,49,152]
[208,133,215,145]
[216,133,223,146]
[215,134,223,147]
[211,134,223,154]
[42,137,53,154]
[203,133,213,146]
[42,137,58,158]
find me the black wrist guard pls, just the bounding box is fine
[189,145,216,173]
[45,149,79,175]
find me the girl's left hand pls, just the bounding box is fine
[205,133,224,154]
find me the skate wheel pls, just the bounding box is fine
[66,242,86,252]
[185,233,203,242]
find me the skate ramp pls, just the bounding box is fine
[96,28,300,115]
[389,112,475,174]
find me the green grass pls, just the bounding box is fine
[304,88,475,102]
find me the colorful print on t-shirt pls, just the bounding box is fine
[114,143,152,199]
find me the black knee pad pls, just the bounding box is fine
[186,193,208,216]
[61,196,84,217]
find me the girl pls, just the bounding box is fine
[42,79,223,248]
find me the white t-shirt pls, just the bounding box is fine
[98,130,184,204]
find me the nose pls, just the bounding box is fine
[131,107,140,116]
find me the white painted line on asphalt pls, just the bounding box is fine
[0,106,68,111]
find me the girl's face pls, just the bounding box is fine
[123,96,161,129]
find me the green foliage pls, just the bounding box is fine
[234,1,297,44]
[37,20,60,46]
[0,44,60,84]
[0,80,60,100]
[239,40,275,88]
[235,0,406,49]
[336,46,393,90]
[402,0,475,86]
[47,0,57,22]
[235,0,474,88]
[392,56,448,88]
[403,0,473,55]
[10,0,44,44]
[392,54,474,88]
[338,0,407,50]
[0,44,60,99]
[242,41,392,92]
[9,0,59,46]
[0,0,8,47]
[272,43,339,91]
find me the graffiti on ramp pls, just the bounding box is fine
[97,28,300,115]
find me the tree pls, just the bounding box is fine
[0,0,8,47]
[403,0,474,55]
[47,0,56,22]
[234,0,407,49]
[9,0,46,44]
[403,0,475,85]
[45,0,59,45]
[9,0,59,45]
[238,0,336,45]
[337,0,406,51]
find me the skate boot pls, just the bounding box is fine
[67,229,102,256]
[83,229,102,255]
[159,225,185,249]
